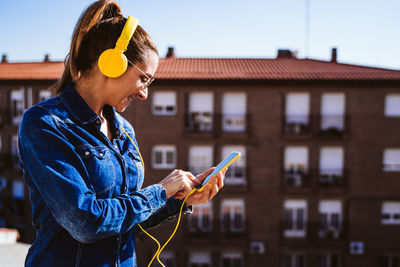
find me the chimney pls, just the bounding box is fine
[331,48,337,63]
[1,54,8,63]
[166,47,176,58]
[277,49,297,59]
[44,54,51,62]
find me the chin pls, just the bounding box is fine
[116,105,128,113]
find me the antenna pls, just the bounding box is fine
[305,0,310,58]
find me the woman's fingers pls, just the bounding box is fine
[197,167,215,181]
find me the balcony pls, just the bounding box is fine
[318,169,348,189]
[185,112,214,133]
[282,114,350,139]
[317,115,349,138]
[224,166,247,186]
[279,221,347,243]
[182,218,248,243]
[282,168,311,189]
[221,113,249,134]
[185,113,251,137]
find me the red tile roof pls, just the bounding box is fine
[0,58,399,81]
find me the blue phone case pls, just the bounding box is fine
[196,151,241,190]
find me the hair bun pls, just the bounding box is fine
[101,1,123,20]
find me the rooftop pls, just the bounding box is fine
[1,57,400,81]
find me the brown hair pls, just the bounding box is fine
[51,0,158,94]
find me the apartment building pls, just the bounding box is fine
[0,49,400,266]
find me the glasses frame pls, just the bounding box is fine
[127,59,154,90]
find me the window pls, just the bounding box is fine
[152,91,177,115]
[284,147,309,187]
[285,93,310,135]
[154,251,175,267]
[188,92,213,132]
[383,149,400,172]
[221,253,243,267]
[319,147,344,185]
[38,90,52,103]
[222,146,246,185]
[381,202,400,224]
[11,134,19,169]
[10,88,25,125]
[13,181,24,199]
[189,146,213,175]
[222,93,247,133]
[321,93,345,131]
[189,252,211,267]
[385,94,400,117]
[152,145,176,169]
[318,253,341,267]
[221,199,245,232]
[319,201,342,238]
[283,200,307,238]
[189,201,213,232]
[282,253,306,267]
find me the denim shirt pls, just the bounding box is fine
[18,84,190,267]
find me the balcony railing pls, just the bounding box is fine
[222,113,247,133]
[317,115,349,138]
[185,113,251,136]
[282,168,311,188]
[318,169,348,189]
[182,219,248,241]
[225,166,247,185]
[281,168,348,190]
[282,114,350,138]
[279,221,347,242]
[283,114,311,136]
[185,112,214,133]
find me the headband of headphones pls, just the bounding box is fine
[98,16,139,78]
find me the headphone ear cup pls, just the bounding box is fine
[98,48,128,78]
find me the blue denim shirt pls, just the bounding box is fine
[18,84,190,267]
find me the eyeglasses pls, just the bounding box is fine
[127,59,154,89]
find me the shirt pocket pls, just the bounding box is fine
[127,149,144,190]
[76,144,116,197]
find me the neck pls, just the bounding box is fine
[75,72,107,118]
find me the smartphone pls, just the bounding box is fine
[195,151,241,192]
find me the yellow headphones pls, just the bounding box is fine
[98,16,139,78]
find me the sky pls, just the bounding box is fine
[0,0,399,70]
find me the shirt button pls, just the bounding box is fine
[116,130,120,135]
[96,120,100,124]
[85,151,90,156]
[99,153,103,157]
[124,185,128,192]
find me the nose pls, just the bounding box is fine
[137,87,148,101]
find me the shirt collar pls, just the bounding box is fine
[59,83,99,125]
[59,84,123,139]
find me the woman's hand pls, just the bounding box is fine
[174,167,226,206]
[158,169,200,199]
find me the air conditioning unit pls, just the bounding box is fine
[349,241,364,255]
[250,241,265,255]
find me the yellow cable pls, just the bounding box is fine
[119,126,145,174]
[155,189,195,264]
[121,126,194,266]
[137,224,163,267]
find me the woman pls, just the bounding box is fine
[18,1,225,266]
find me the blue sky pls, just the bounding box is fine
[0,0,399,69]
